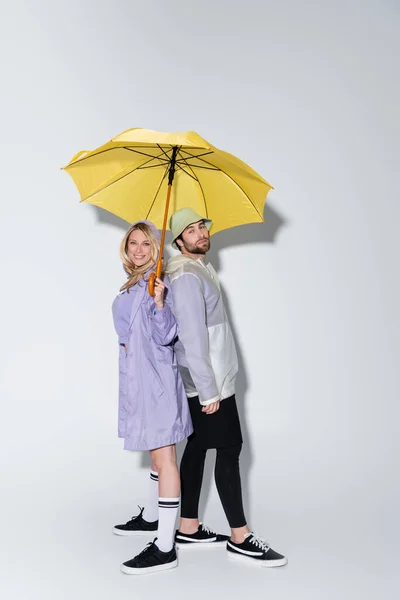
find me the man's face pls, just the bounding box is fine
[179,220,210,255]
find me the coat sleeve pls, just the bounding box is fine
[149,277,178,346]
[112,295,130,345]
[170,272,219,405]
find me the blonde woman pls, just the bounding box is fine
[111,220,193,575]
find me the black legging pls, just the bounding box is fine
[180,438,247,529]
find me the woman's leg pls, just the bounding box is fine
[214,445,250,542]
[150,444,180,551]
[179,436,207,533]
[142,460,159,523]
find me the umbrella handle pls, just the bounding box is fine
[148,272,156,296]
[148,260,163,297]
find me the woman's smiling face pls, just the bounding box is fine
[127,229,152,267]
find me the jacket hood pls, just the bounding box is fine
[129,219,161,244]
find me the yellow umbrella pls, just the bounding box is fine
[63,128,273,294]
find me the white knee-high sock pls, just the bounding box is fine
[142,470,159,523]
[156,497,180,552]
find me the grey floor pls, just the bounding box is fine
[4,512,397,600]
[3,449,398,600]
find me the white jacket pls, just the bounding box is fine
[166,255,238,406]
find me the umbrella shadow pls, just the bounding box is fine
[208,202,286,271]
[92,207,130,232]
[91,201,285,247]
[93,202,288,530]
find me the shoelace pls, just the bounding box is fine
[128,506,144,523]
[249,533,270,552]
[200,523,217,536]
[136,539,156,558]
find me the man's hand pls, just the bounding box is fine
[154,277,166,310]
[202,400,220,414]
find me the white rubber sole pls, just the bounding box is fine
[120,559,178,575]
[227,551,288,568]
[113,527,156,536]
[175,540,227,549]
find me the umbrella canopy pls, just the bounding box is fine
[62,128,273,235]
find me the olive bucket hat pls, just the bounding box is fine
[169,207,213,250]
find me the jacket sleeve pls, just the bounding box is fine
[149,277,178,346]
[170,273,219,405]
[112,295,130,345]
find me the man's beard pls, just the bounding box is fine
[182,238,210,254]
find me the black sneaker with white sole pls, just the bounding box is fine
[227,533,288,567]
[174,523,229,548]
[113,506,158,536]
[120,539,178,575]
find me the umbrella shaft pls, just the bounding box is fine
[157,182,172,276]
[157,146,178,276]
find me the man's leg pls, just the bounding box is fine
[179,435,207,533]
[215,444,288,566]
[214,444,250,542]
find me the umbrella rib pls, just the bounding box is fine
[123,147,170,164]
[175,162,198,181]
[83,153,167,202]
[178,149,214,160]
[145,163,170,220]
[156,143,179,161]
[176,162,219,171]
[178,150,265,221]
[177,151,209,218]
[137,163,173,171]
[65,145,212,168]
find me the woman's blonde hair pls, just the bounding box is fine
[120,222,160,292]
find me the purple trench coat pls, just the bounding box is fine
[112,270,193,452]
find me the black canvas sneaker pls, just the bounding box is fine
[227,532,287,567]
[120,539,178,575]
[113,506,158,536]
[174,523,229,548]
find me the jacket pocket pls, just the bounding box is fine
[147,358,165,396]
[119,345,127,372]
[155,344,175,365]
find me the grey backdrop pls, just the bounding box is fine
[0,1,399,598]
